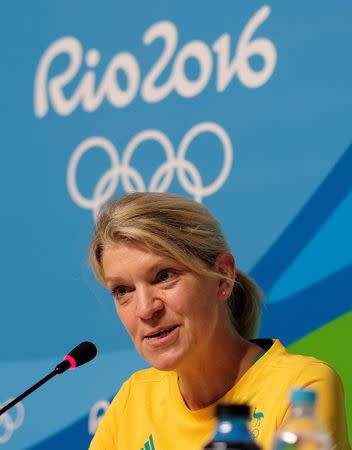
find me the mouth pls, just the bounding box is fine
[144,325,179,340]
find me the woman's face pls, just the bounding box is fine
[102,241,232,372]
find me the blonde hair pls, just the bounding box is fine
[89,192,262,339]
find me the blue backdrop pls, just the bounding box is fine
[0,1,351,448]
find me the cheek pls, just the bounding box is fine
[172,292,215,325]
[116,306,137,336]
[187,291,219,326]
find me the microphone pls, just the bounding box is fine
[0,341,97,417]
[55,341,97,373]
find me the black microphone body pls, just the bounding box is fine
[0,341,97,417]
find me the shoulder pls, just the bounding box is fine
[110,368,174,409]
[262,341,349,448]
[253,339,344,400]
[261,339,346,415]
[103,368,173,419]
[263,339,340,380]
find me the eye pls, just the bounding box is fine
[111,285,129,302]
[156,269,175,283]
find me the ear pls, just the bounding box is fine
[215,252,236,301]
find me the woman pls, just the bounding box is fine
[88,192,349,450]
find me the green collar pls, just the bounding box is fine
[252,350,266,365]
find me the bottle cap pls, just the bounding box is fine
[215,404,250,418]
[290,389,317,406]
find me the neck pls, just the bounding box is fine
[176,324,262,411]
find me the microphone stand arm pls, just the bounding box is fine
[0,360,70,416]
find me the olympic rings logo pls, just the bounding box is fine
[0,401,24,444]
[67,122,233,218]
[88,399,110,435]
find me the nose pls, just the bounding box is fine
[135,285,164,320]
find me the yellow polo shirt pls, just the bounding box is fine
[89,339,350,450]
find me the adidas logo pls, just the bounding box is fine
[140,434,155,450]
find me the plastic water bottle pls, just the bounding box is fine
[272,389,332,449]
[204,403,261,449]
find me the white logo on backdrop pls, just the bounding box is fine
[0,401,24,444]
[67,122,233,218]
[88,400,110,435]
[34,5,276,117]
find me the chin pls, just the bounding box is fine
[143,349,184,372]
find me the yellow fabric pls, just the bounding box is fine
[89,339,350,450]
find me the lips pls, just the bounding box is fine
[144,325,179,340]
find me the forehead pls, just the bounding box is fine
[103,241,169,262]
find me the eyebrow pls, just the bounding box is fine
[104,257,181,284]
